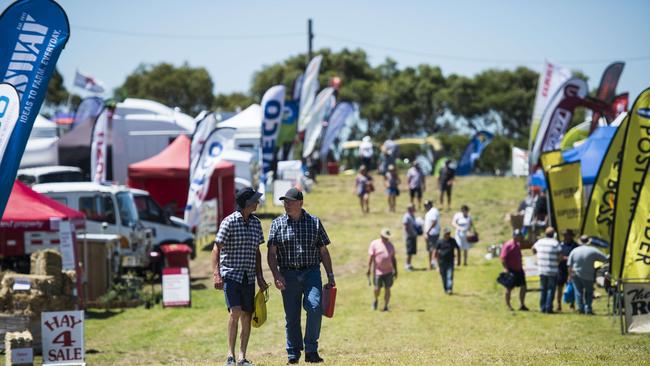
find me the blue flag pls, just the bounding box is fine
[0,0,70,218]
[457,130,494,175]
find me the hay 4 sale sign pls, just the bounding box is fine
[41,311,85,365]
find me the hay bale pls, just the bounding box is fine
[5,330,33,365]
[30,249,62,277]
[0,286,12,312]
[1,274,62,296]
[62,270,76,296]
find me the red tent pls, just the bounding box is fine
[1,181,85,258]
[127,135,235,223]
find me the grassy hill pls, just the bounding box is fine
[66,175,645,365]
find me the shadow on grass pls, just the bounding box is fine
[191,283,208,290]
[85,309,124,320]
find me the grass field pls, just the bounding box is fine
[33,175,648,365]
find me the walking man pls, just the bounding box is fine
[367,228,398,311]
[568,235,609,315]
[556,229,579,312]
[267,188,335,364]
[212,187,268,366]
[402,204,418,271]
[532,227,560,313]
[434,227,460,294]
[407,161,426,210]
[438,159,455,210]
[500,229,529,311]
[423,200,441,270]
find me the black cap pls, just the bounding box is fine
[279,187,303,201]
[236,187,262,209]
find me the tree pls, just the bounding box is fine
[115,62,214,115]
[44,68,69,107]
[214,92,255,112]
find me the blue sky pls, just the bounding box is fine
[2,0,649,103]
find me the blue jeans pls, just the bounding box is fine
[280,266,322,359]
[539,275,557,313]
[438,261,454,292]
[572,276,594,314]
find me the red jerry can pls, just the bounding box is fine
[322,284,337,318]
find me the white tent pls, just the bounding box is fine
[20,115,59,168]
[218,104,262,160]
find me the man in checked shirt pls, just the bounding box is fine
[213,187,268,366]
[267,187,335,364]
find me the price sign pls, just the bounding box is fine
[41,311,85,365]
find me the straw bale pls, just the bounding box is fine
[62,270,76,296]
[1,274,62,296]
[0,286,11,312]
[30,249,62,277]
[5,330,33,365]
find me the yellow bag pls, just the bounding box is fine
[252,289,268,328]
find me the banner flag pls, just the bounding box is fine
[621,165,650,280]
[612,88,650,280]
[528,61,572,151]
[71,96,103,129]
[319,102,354,158]
[74,69,105,93]
[0,84,20,174]
[302,87,336,158]
[540,150,564,172]
[260,85,285,184]
[185,127,236,227]
[547,162,583,235]
[530,78,589,168]
[612,93,629,119]
[0,0,70,218]
[582,114,628,250]
[90,107,113,183]
[456,130,494,175]
[292,73,303,101]
[624,282,650,333]
[511,147,529,177]
[276,100,298,150]
[190,112,218,179]
[298,55,323,132]
[590,62,625,132]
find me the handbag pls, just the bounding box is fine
[563,281,575,304]
[467,232,479,243]
[497,272,515,289]
[252,288,269,328]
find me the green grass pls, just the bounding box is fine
[31,175,649,365]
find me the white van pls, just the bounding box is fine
[32,182,154,270]
[130,188,195,257]
[17,166,84,186]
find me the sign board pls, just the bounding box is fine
[162,267,191,307]
[12,277,31,291]
[624,282,650,333]
[41,311,85,365]
[273,180,294,206]
[11,348,33,364]
[59,221,76,270]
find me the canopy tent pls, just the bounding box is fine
[562,126,617,185]
[1,181,85,258]
[127,135,235,222]
[57,111,104,179]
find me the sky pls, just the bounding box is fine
[2,0,649,105]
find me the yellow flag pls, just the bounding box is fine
[547,162,583,235]
[612,88,650,280]
[622,168,650,280]
[540,150,564,172]
[581,114,629,251]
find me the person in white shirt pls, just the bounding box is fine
[358,136,374,170]
[452,205,476,266]
[424,200,441,270]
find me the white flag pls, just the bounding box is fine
[0,84,20,166]
[260,85,286,184]
[303,87,336,158]
[298,55,323,132]
[185,127,236,227]
[529,61,571,150]
[74,69,105,93]
[190,112,218,179]
[90,108,112,183]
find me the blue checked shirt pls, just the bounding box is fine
[268,209,330,269]
[215,211,264,284]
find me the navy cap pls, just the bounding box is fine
[279,187,303,201]
[236,187,262,209]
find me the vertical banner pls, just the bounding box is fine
[539,150,564,172]
[546,162,583,235]
[590,62,625,132]
[71,96,103,129]
[456,130,494,175]
[298,55,323,132]
[185,127,235,227]
[259,85,285,184]
[611,93,629,119]
[624,283,650,333]
[582,113,628,250]
[0,0,70,219]
[511,147,529,177]
[90,107,112,183]
[276,100,299,155]
[319,102,354,158]
[302,87,336,158]
[0,83,20,168]
[58,220,75,270]
[612,88,650,280]
[621,166,650,280]
[190,112,217,179]
[529,61,572,151]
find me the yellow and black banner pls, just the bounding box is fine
[612,88,650,280]
[547,162,583,235]
[581,114,629,251]
[540,150,564,172]
[622,167,650,280]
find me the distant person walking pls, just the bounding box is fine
[423,200,441,270]
[384,164,400,213]
[532,227,561,314]
[568,235,609,315]
[407,161,426,210]
[438,160,455,210]
[212,187,268,366]
[556,229,579,312]
[452,205,475,266]
[355,165,373,214]
[402,204,418,271]
[358,136,374,169]
[267,188,336,364]
[434,227,460,294]
[380,139,398,174]
[500,229,529,311]
[367,228,398,311]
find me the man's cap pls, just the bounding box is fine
[443,227,452,234]
[279,187,304,201]
[562,228,575,236]
[512,229,523,237]
[424,200,433,208]
[380,228,392,239]
[236,187,262,209]
[579,235,591,245]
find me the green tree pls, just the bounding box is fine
[44,68,69,107]
[214,92,255,112]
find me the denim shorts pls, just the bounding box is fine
[373,273,394,288]
[224,278,255,313]
[406,236,417,255]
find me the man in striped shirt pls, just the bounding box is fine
[532,227,561,313]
